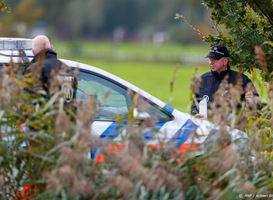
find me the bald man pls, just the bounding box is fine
[32,35,53,56]
[25,35,77,103]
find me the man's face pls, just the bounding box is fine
[208,57,228,74]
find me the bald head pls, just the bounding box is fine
[32,35,53,55]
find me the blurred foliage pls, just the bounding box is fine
[176,0,273,81]
[0,51,273,199]
[1,1,273,199]
[0,0,43,37]
[0,0,9,13]
[0,0,209,43]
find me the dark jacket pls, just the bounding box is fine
[24,48,77,102]
[30,48,59,87]
[191,66,258,114]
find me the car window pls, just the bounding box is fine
[76,71,129,120]
[76,70,172,122]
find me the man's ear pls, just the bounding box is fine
[51,45,53,50]
[224,58,229,65]
[32,49,36,55]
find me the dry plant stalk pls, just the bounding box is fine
[24,59,44,93]
[255,46,267,69]
[111,175,134,198]
[111,151,184,197]
[209,75,248,131]
[44,165,93,198]
[170,64,179,95]
[190,68,202,95]
[53,110,73,137]
[206,146,240,175]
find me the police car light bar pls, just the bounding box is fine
[0,37,32,50]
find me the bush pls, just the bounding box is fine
[0,56,273,200]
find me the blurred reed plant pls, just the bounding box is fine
[0,48,273,200]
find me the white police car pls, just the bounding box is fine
[0,38,248,157]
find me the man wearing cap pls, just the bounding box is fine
[191,44,259,117]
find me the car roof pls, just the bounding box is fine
[0,37,32,50]
[0,37,33,63]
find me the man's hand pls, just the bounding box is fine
[245,90,254,101]
[245,90,259,110]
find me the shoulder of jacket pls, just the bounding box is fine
[201,71,212,78]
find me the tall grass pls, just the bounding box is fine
[1,45,273,199]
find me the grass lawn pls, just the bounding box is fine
[54,41,210,64]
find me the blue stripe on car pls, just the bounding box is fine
[167,119,199,148]
[141,122,166,140]
[91,121,166,159]
[100,121,166,141]
[100,122,120,139]
[90,122,120,159]
[163,104,174,114]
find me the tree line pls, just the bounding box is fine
[0,0,209,43]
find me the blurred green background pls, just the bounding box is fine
[1,1,265,112]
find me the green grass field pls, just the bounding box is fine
[54,41,266,112]
[54,41,210,64]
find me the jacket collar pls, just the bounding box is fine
[212,65,231,77]
[31,48,57,63]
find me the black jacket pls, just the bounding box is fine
[29,48,59,87]
[191,66,258,114]
[24,49,77,102]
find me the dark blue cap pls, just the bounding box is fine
[206,45,229,60]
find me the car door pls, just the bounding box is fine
[75,69,173,143]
